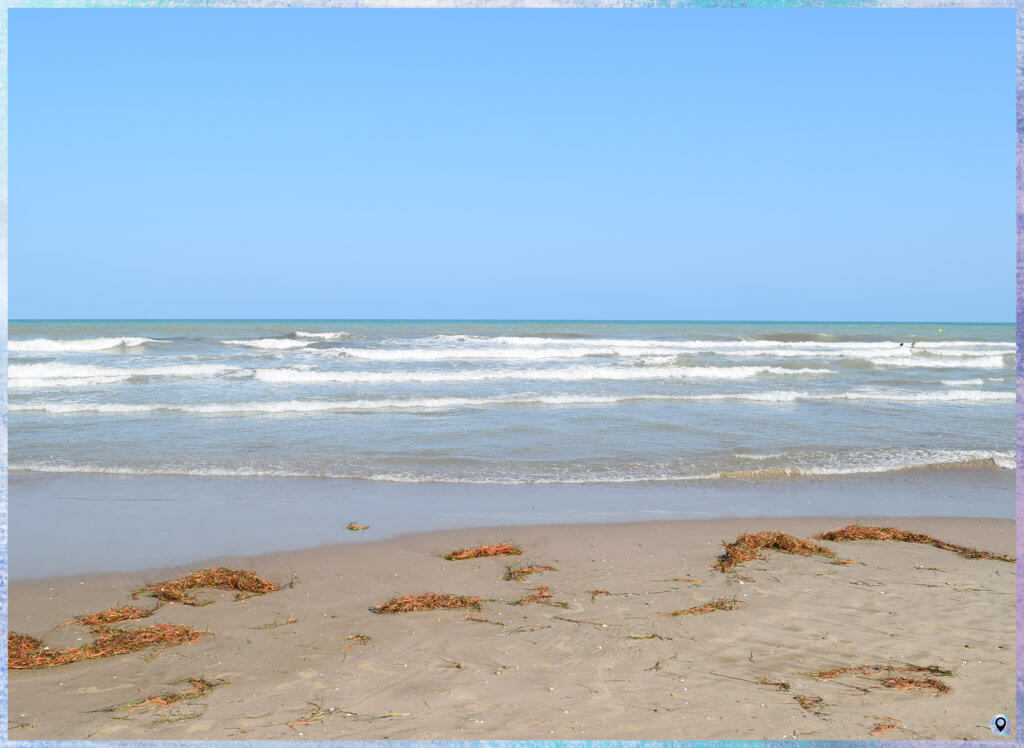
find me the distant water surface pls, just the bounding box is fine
[8,320,1015,484]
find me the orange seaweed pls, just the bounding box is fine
[814,525,1014,563]
[658,598,742,616]
[879,676,950,694]
[342,634,371,654]
[443,543,522,561]
[794,695,824,711]
[370,593,482,614]
[60,604,156,628]
[810,663,953,681]
[716,530,844,572]
[9,624,209,669]
[503,565,556,582]
[511,586,568,607]
[870,718,901,736]
[132,568,280,607]
[126,678,228,711]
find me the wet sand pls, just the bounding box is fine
[9,469,1014,578]
[8,515,1016,740]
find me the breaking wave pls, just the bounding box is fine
[292,331,350,341]
[222,338,311,350]
[9,362,235,389]
[252,365,830,385]
[10,448,1014,483]
[11,388,1012,415]
[9,337,159,353]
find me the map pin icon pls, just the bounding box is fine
[991,714,1009,735]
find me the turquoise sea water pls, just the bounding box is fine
[8,320,1014,485]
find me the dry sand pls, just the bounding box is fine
[8,516,1016,740]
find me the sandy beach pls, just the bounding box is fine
[10,7,1017,742]
[8,515,1015,740]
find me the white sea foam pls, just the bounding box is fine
[11,376,133,389]
[11,397,591,414]
[10,395,670,415]
[9,362,234,388]
[222,338,311,350]
[253,365,830,385]
[663,389,1012,403]
[865,354,1007,369]
[993,454,1016,470]
[334,346,632,361]
[719,348,1008,362]
[293,330,350,341]
[8,462,325,479]
[704,449,1016,480]
[351,337,1012,366]
[12,387,1012,416]
[15,403,156,414]
[431,334,1012,353]
[10,363,231,378]
[941,378,985,386]
[826,389,1012,402]
[911,341,1012,349]
[8,337,159,353]
[10,448,1014,482]
[338,344,1007,363]
[9,363,131,389]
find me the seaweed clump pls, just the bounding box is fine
[9,624,209,669]
[870,718,901,736]
[342,634,371,653]
[503,565,556,582]
[879,676,950,694]
[794,695,824,711]
[810,663,953,681]
[443,543,522,561]
[512,586,568,608]
[60,604,156,628]
[814,525,1015,563]
[132,568,281,606]
[659,598,742,616]
[371,593,482,614]
[124,677,229,711]
[715,530,844,572]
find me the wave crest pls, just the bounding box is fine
[12,388,1012,414]
[9,337,158,353]
[253,365,829,385]
[293,331,350,341]
[222,338,311,350]
[9,362,235,389]
[10,448,1014,483]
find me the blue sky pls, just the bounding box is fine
[10,10,1014,321]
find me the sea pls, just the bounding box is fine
[8,319,1016,577]
[8,320,1015,484]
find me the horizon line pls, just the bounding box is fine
[7,318,1015,325]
